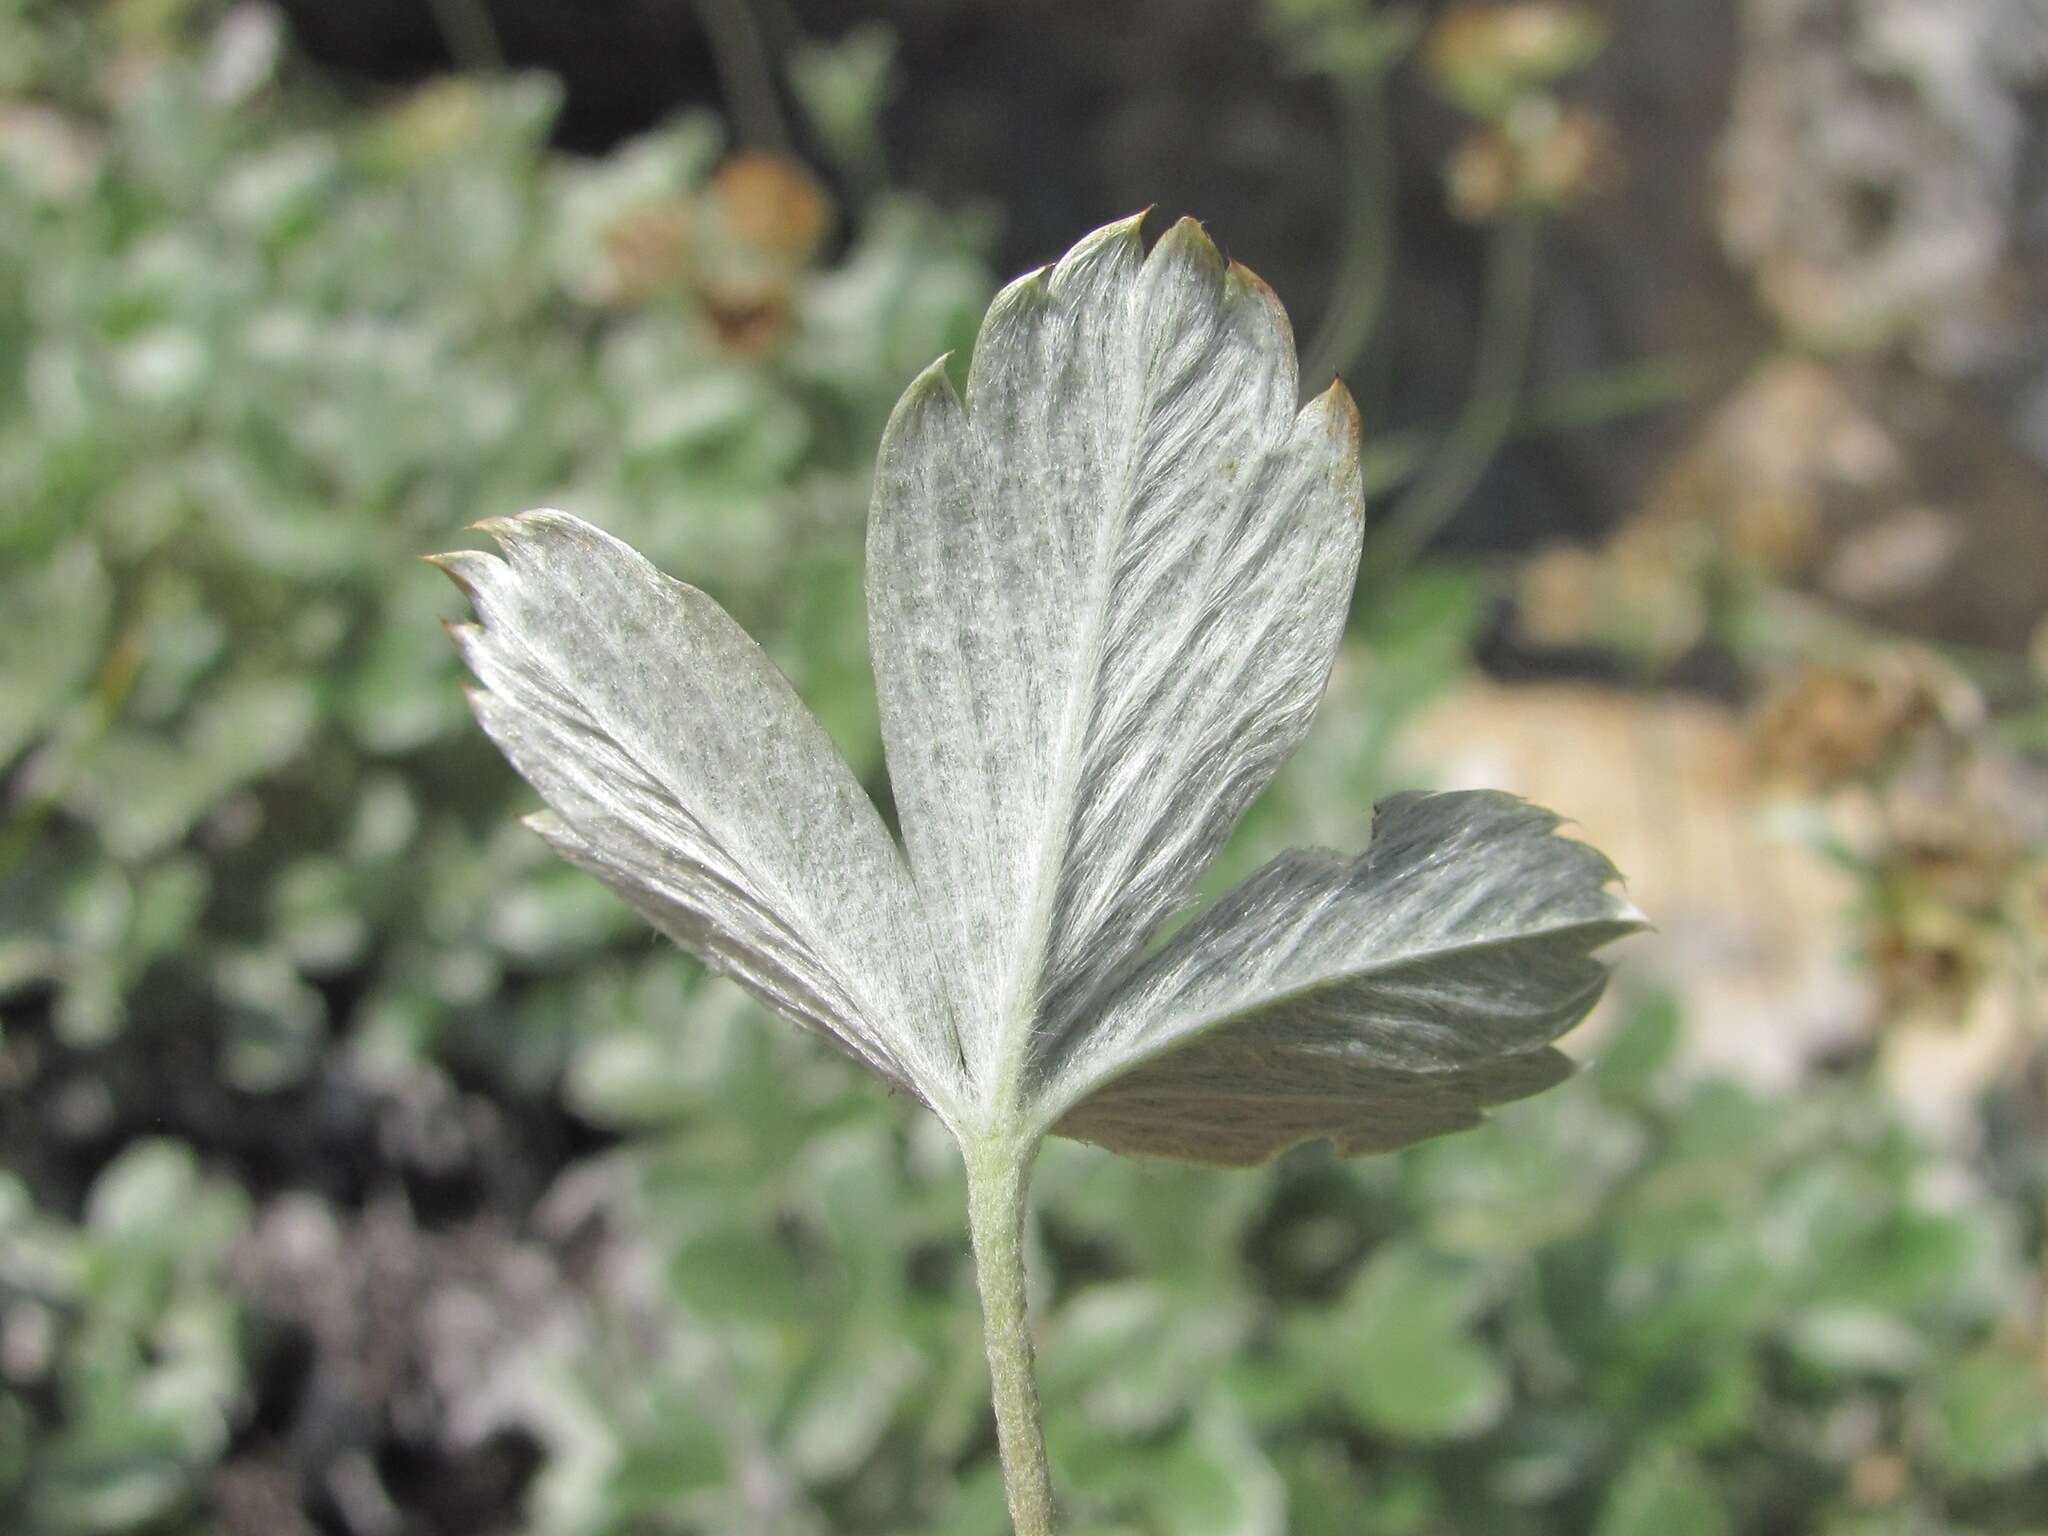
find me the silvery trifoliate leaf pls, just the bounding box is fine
[1044,792,1645,1166]
[429,511,966,1122]
[434,217,1648,1536]
[867,213,1365,1109]
[437,214,1642,1168]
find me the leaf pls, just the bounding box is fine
[0,539,109,769]
[1039,1281,1250,1436]
[778,1329,924,1481]
[1927,1347,2048,1481]
[1325,1240,1508,1442]
[78,678,318,861]
[438,216,1640,1166]
[1592,1449,1730,1536]
[1050,791,1642,1165]
[867,213,1363,1101]
[430,511,965,1119]
[1153,1400,1287,1536]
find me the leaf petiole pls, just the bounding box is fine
[965,1137,1056,1535]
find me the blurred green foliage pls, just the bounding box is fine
[0,0,987,1089]
[531,989,2048,1535]
[0,1145,248,1533]
[2,4,2045,1534]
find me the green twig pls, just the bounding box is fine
[1302,75,1397,391]
[426,0,504,72]
[1363,207,1543,583]
[1522,350,1708,434]
[965,1140,1054,1536]
[1356,348,1716,498]
[693,0,791,151]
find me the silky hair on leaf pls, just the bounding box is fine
[432,212,1644,1535]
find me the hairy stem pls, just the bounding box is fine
[965,1139,1054,1536]
[1363,206,1543,583]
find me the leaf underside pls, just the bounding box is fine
[1052,791,1643,1166]
[430,512,965,1117]
[867,213,1365,1106]
[435,215,1644,1169]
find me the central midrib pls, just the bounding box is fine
[987,274,1168,1123]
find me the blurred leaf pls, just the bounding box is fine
[1593,1448,1730,1536]
[788,22,897,182]
[778,1331,921,1481]
[1152,1399,1287,1536]
[1927,1347,2048,1482]
[211,946,325,1090]
[1042,1282,1252,1436]
[1412,1088,1642,1255]
[1425,6,1610,121]
[1781,1307,1929,1380]
[1328,1240,1509,1441]
[1589,990,1682,1099]
[0,540,108,767]
[1266,0,1423,82]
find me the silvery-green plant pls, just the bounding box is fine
[431,214,1643,1534]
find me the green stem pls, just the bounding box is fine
[1302,74,1397,391]
[965,1139,1054,1536]
[1364,206,1543,583]
[426,0,505,71]
[1522,350,1708,434]
[693,0,792,151]
[1356,348,1724,499]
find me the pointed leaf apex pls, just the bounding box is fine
[1086,207,1152,248]
[980,263,1053,336]
[469,507,590,555]
[878,354,971,478]
[898,353,961,407]
[1611,897,1654,936]
[1040,211,1147,297]
[1311,375,1364,450]
[1224,255,1278,304]
[1150,213,1229,282]
[422,548,492,599]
